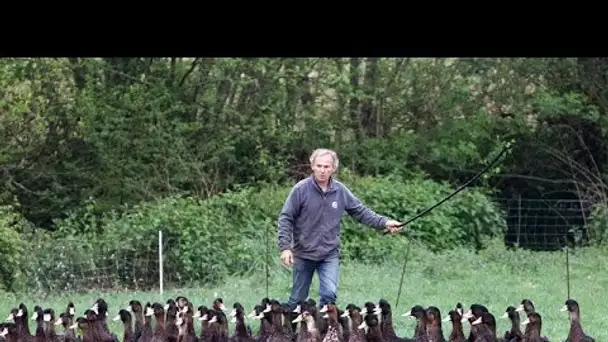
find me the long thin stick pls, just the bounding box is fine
[565,238,571,299]
[391,142,512,309]
[265,219,270,298]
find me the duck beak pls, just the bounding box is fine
[357,321,367,330]
[461,310,473,322]
[500,312,508,319]
[340,311,349,318]
[292,314,303,323]
[113,314,121,322]
[521,318,529,325]
[401,310,411,317]
[560,305,568,312]
[471,316,482,326]
[319,305,328,313]
[515,304,524,312]
[441,315,450,322]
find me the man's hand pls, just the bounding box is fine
[384,219,403,234]
[280,250,294,267]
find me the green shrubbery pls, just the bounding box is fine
[14,173,510,293]
[0,205,29,292]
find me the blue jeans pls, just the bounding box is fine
[287,254,340,309]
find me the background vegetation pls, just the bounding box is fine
[2,57,608,295]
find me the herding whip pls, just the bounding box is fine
[386,140,514,309]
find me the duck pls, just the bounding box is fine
[469,312,497,342]
[54,311,78,342]
[32,306,45,342]
[279,304,295,342]
[292,311,321,342]
[319,303,341,342]
[149,302,168,342]
[229,303,255,342]
[341,305,364,342]
[179,303,197,342]
[441,308,464,342]
[41,308,59,342]
[425,306,445,342]
[16,303,34,341]
[165,301,180,342]
[377,299,409,342]
[461,304,488,342]
[402,305,427,340]
[265,300,291,342]
[500,307,522,342]
[113,309,133,342]
[520,312,547,342]
[69,318,92,342]
[1,322,19,342]
[561,299,594,342]
[358,311,383,342]
[195,306,211,342]
[515,301,534,317]
[127,300,145,342]
[137,303,154,342]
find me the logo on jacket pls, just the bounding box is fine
[331,201,338,209]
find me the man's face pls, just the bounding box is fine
[311,154,335,182]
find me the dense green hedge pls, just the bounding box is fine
[13,174,509,293]
[0,205,29,292]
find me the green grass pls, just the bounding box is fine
[2,239,605,341]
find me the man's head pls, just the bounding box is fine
[309,148,339,183]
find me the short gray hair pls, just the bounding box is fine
[309,148,339,169]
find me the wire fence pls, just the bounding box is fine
[493,196,592,251]
[19,195,596,296]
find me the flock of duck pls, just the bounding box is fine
[0,296,594,342]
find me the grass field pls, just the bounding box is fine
[1,239,605,341]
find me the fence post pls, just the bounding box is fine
[159,230,164,296]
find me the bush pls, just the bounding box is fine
[0,205,29,292]
[21,174,507,293]
[585,203,608,245]
[335,173,507,261]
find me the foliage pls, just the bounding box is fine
[0,205,30,291]
[19,175,506,293]
[0,57,605,234]
[3,57,608,293]
[585,203,608,245]
[336,173,507,260]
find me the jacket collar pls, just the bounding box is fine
[308,174,336,194]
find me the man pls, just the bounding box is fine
[277,148,403,309]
